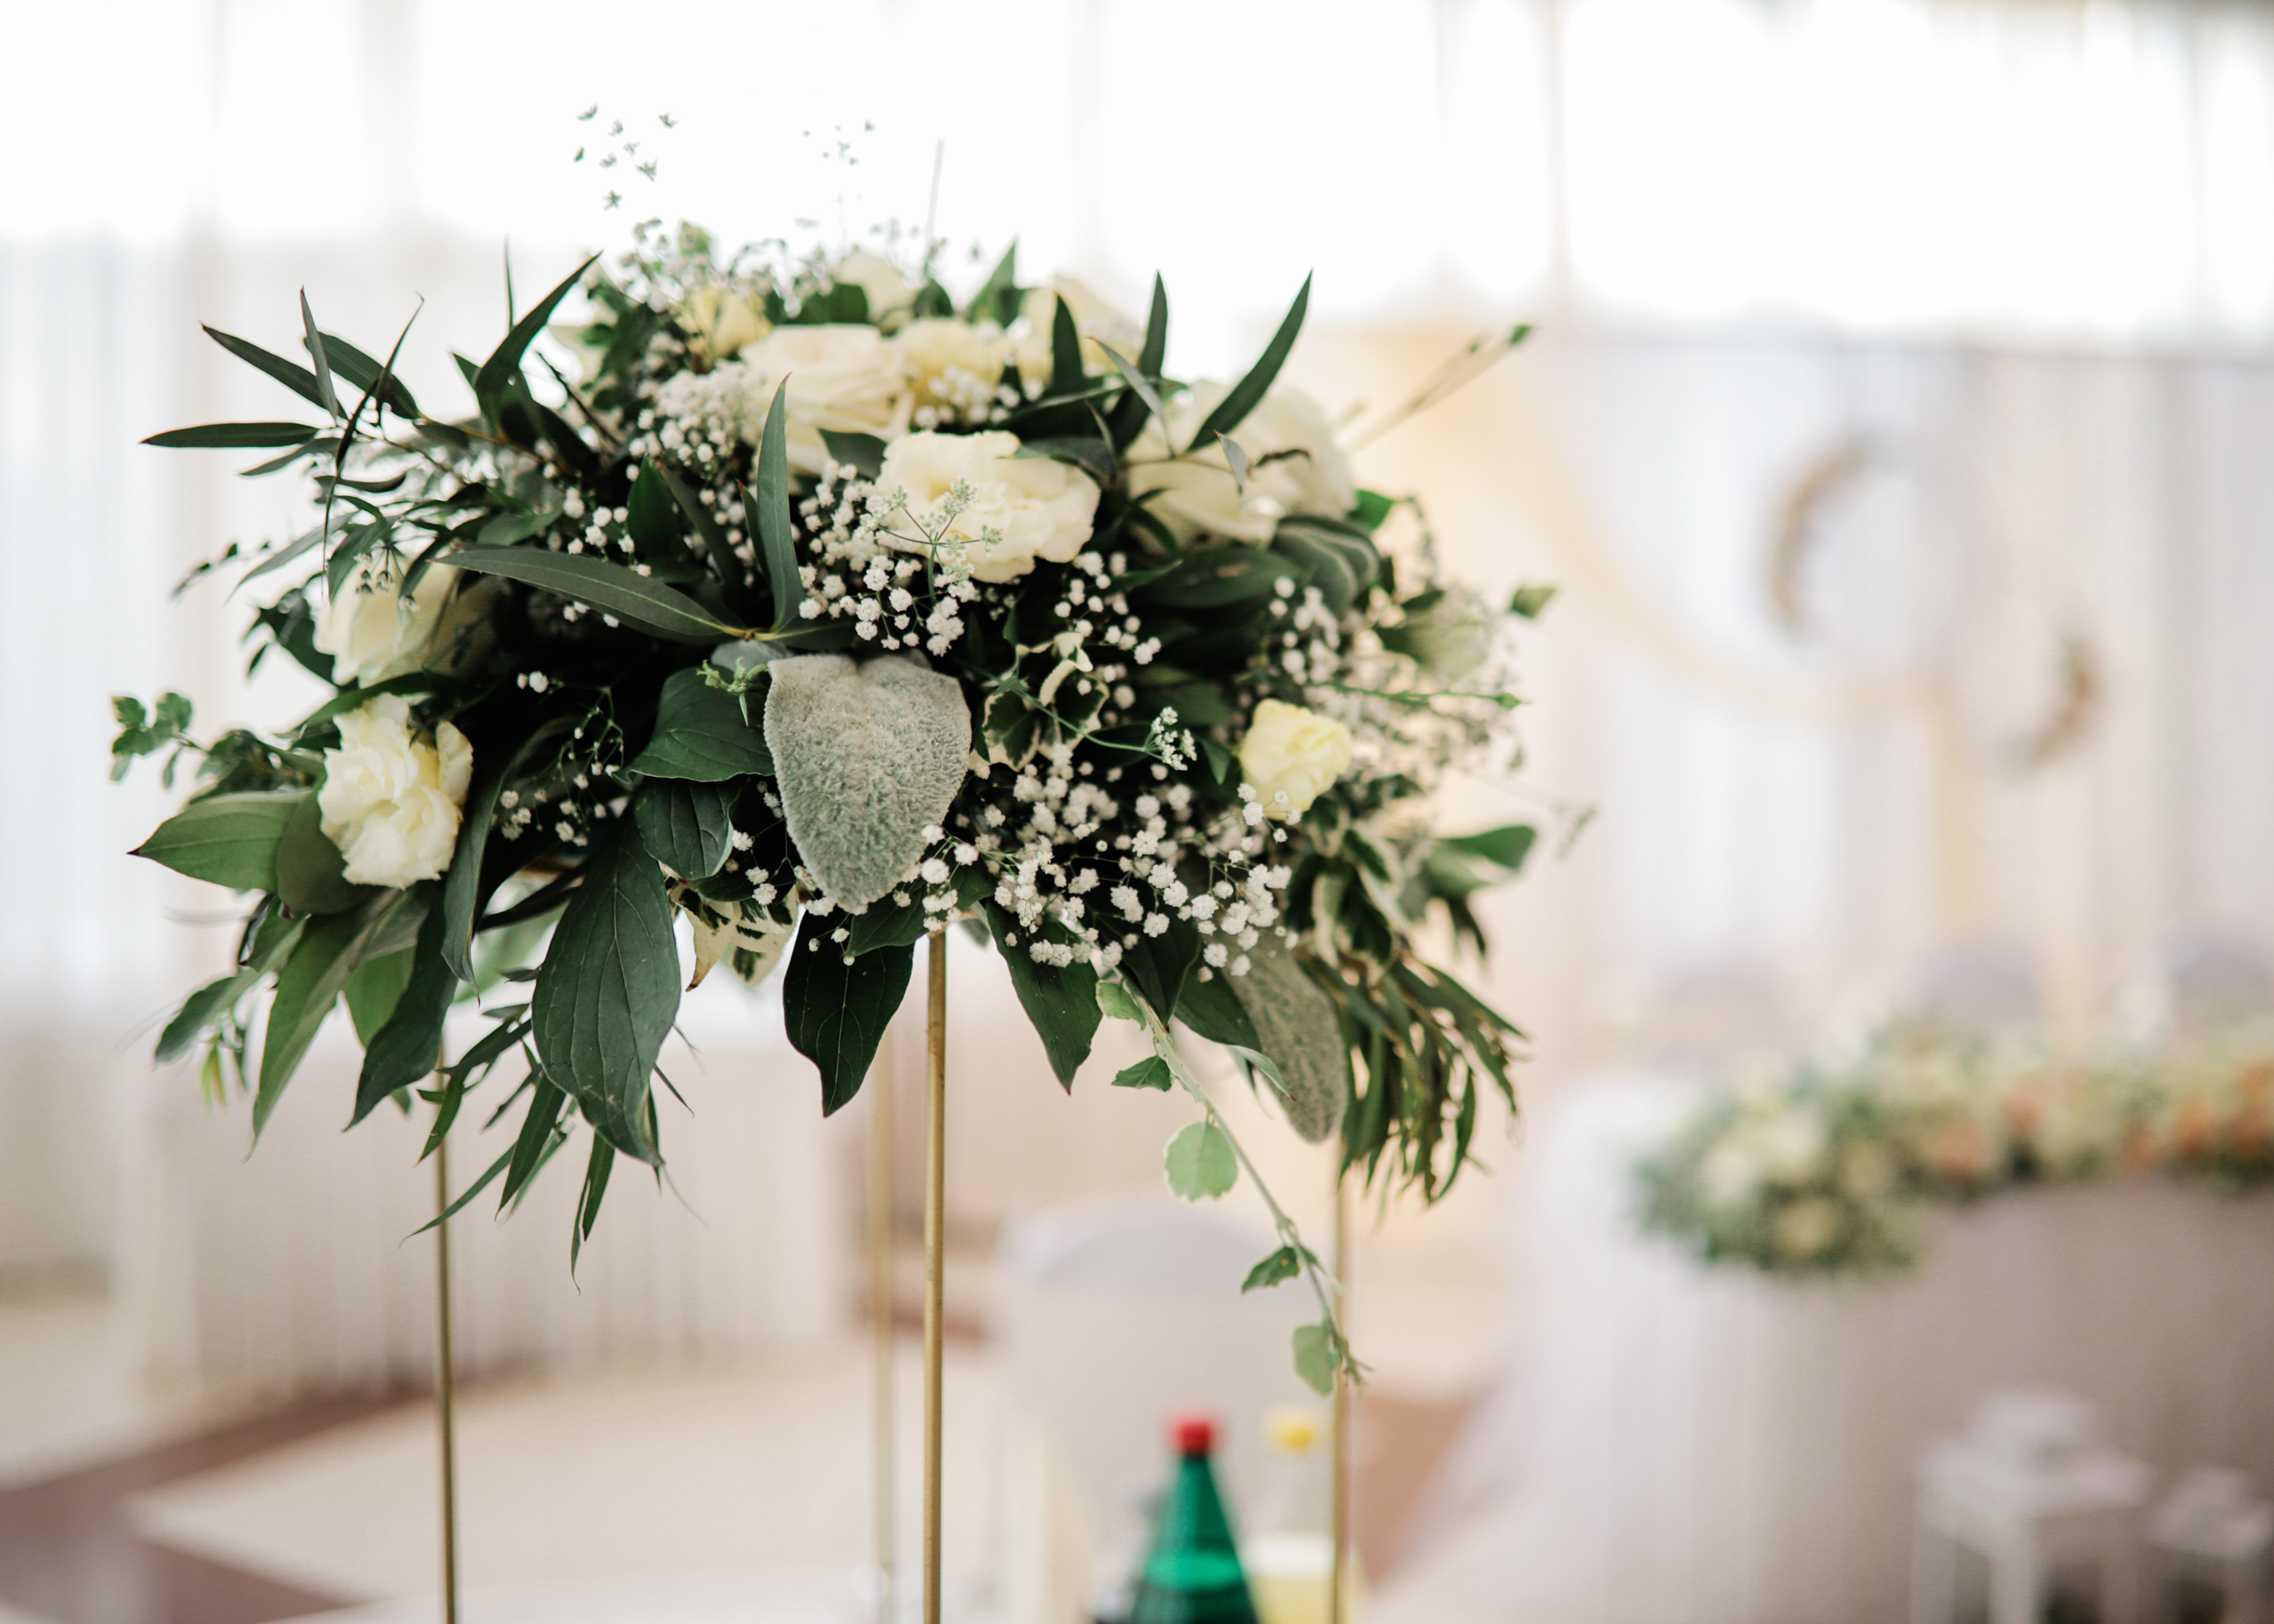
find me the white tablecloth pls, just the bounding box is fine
[117,986,847,1396]
[1392,1075,2274,1624]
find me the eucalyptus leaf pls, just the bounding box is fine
[446,546,745,643]
[530,824,680,1165]
[133,790,304,892]
[782,911,915,1114]
[203,325,326,410]
[299,290,342,419]
[1164,1119,1237,1201]
[753,379,803,631]
[474,254,600,411]
[763,655,970,909]
[1189,273,1311,450]
[310,330,419,418]
[627,668,773,781]
[144,422,320,450]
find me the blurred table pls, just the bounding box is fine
[1396,1075,2274,1624]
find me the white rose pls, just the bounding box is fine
[676,285,769,369]
[1012,276,1147,378]
[317,694,474,888]
[314,557,460,686]
[1237,699,1353,821]
[832,251,916,323]
[735,324,912,475]
[877,430,1099,584]
[894,318,1006,422]
[1126,385,1356,544]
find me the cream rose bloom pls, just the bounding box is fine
[734,324,912,475]
[878,430,1099,584]
[832,250,916,324]
[1126,385,1356,544]
[893,318,1006,421]
[1237,699,1353,820]
[318,695,474,888]
[314,557,460,686]
[1012,277,1147,377]
[676,286,768,369]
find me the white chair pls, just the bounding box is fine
[1911,1390,2153,1624]
[993,1197,1315,1624]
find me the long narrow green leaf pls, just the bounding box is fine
[311,330,420,418]
[145,422,320,450]
[498,1068,568,1210]
[353,891,459,1125]
[1188,273,1311,450]
[753,380,803,632]
[440,716,573,981]
[203,327,326,410]
[474,254,600,411]
[410,1145,513,1235]
[256,891,412,1136]
[445,546,747,643]
[1098,344,1169,436]
[299,290,342,419]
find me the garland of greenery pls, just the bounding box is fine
[1638,1021,2274,1279]
[117,219,1545,1388]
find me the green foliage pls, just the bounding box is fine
[257,888,421,1136]
[1292,1322,1339,1397]
[275,792,371,914]
[782,911,915,1115]
[133,790,304,892]
[1188,274,1310,449]
[628,669,774,781]
[983,905,1100,1088]
[446,546,743,643]
[634,778,739,878]
[1112,1055,1172,1092]
[753,379,803,632]
[354,894,459,1124]
[530,823,680,1164]
[1164,1119,1237,1201]
[110,692,194,783]
[1241,1245,1303,1293]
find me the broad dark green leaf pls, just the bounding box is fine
[530,824,679,1164]
[626,667,774,781]
[275,792,373,915]
[257,891,413,1135]
[1188,273,1311,450]
[1119,911,1201,1024]
[1112,1055,1172,1092]
[819,429,886,478]
[354,892,459,1125]
[133,790,304,891]
[344,948,413,1045]
[753,380,803,632]
[783,910,914,1115]
[846,893,929,955]
[1011,437,1115,487]
[633,778,738,878]
[203,326,326,410]
[440,717,571,982]
[1164,1119,1237,1200]
[984,905,1100,1089]
[1133,550,1298,608]
[473,254,600,411]
[445,546,745,643]
[1174,971,1260,1051]
[626,463,685,560]
[1242,1245,1302,1292]
[145,422,320,450]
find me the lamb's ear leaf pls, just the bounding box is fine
[530,823,679,1166]
[783,911,915,1115]
[1187,272,1311,450]
[1230,931,1349,1144]
[983,904,1100,1089]
[763,655,970,910]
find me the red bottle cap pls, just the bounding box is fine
[1171,1413,1217,1457]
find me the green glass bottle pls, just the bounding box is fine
[1127,1414,1261,1624]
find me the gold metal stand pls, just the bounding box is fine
[922,928,948,1624]
[1330,1173,1350,1624]
[435,1123,462,1624]
[871,1031,898,1624]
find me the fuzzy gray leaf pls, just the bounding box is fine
[1232,932,1349,1144]
[763,654,971,910]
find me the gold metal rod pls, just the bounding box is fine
[1330,1172,1350,1624]
[922,928,948,1624]
[435,1119,462,1624]
[872,1030,898,1624]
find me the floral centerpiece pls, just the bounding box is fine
[1638,1020,2274,1278]
[118,220,1542,1385]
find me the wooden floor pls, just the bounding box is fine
[0,1369,1468,1624]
